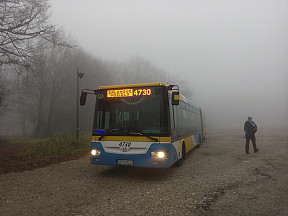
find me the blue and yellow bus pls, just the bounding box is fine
[80,82,205,168]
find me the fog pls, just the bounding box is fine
[49,0,288,129]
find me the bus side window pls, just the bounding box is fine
[188,109,193,132]
[169,96,177,140]
[177,102,183,135]
[182,107,187,134]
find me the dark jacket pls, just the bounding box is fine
[244,121,257,136]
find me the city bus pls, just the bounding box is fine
[80,82,205,168]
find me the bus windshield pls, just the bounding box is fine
[93,86,169,137]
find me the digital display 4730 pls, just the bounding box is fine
[107,88,152,98]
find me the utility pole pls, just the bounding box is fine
[76,67,84,140]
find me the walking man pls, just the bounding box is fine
[244,116,259,154]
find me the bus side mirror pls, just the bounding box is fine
[80,92,87,106]
[172,92,180,105]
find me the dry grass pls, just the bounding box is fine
[0,134,91,174]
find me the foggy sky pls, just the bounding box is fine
[50,0,288,129]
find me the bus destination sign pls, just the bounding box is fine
[107,88,152,98]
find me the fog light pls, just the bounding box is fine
[151,151,168,159]
[91,149,101,156]
[157,152,165,158]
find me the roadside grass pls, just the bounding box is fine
[0,134,91,174]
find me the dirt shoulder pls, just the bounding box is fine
[0,129,287,216]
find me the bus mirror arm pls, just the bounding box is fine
[80,89,97,106]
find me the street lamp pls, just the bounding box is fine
[76,67,84,140]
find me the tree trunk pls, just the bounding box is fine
[21,111,26,137]
[34,90,44,137]
[46,99,55,136]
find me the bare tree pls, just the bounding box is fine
[0,0,69,67]
[25,49,48,137]
[45,45,74,135]
[14,37,75,136]
[107,56,193,99]
[108,56,167,84]
[0,69,10,117]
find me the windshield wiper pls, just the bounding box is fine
[129,131,158,142]
[98,128,121,141]
[99,128,159,142]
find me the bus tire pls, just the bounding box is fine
[182,142,186,160]
[176,142,185,167]
[197,135,201,148]
[176,158,182,167]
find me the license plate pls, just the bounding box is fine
[117,160,134,166]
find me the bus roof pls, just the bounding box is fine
[97,82,168,90]
[185,97,200,110]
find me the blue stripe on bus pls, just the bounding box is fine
[90,142,179,168]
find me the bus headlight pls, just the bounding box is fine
[151,151,168,159]
[91,149,101,156]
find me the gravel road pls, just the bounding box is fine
[1,129,287,216]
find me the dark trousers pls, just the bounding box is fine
[245,133,257,153]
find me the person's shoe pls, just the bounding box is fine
[254,149,259,153]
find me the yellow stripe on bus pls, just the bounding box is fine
[180,135,196,154]
[92,136,171,142]
[98,82,168,90]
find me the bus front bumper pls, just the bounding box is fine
[90,142,178,168]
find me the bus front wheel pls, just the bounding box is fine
[176,143,185,167]
[197,135,201,148]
